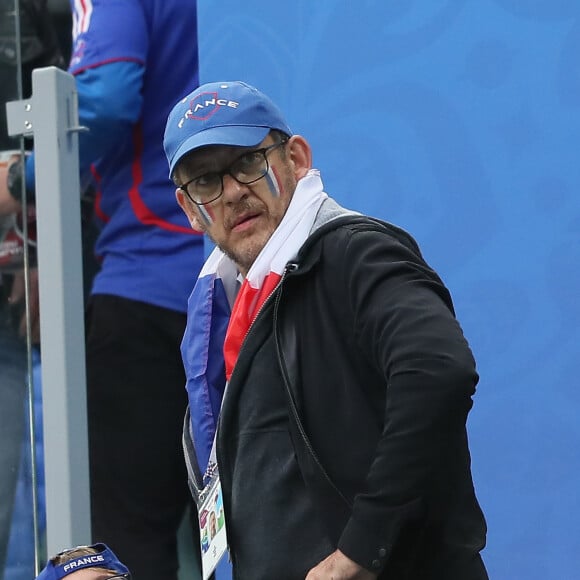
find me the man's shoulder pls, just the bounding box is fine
[309,210,423,259]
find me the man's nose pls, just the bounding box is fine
[221,173,248,202]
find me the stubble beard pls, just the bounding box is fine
[212,168,295,275]
[221,224,276,275]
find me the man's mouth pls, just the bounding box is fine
[230,211,261,231]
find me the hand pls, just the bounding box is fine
[0,155,23,215]
[9,267,40,344]
[305,550,378,580]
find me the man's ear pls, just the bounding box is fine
[176,188,205,233]
[287,135,312,180]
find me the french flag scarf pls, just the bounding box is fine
[181,170,328,473]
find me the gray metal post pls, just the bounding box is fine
[6,66,91,555]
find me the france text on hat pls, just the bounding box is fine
[164,81,292,176]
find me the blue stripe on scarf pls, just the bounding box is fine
[181,271,230,473]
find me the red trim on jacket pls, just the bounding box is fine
[129,124,197,234]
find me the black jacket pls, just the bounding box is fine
[210,209,488,579]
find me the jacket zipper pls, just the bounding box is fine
[214,265,294,571]
[273,262,353,510]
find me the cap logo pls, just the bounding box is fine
[62,554,105,572]
[177,91,239,128]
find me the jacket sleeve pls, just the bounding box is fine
[24,60,144,196]
[334,227,479,573]
[73,60,145,186]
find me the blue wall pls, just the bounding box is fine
[197,2,580,578]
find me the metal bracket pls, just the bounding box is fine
[6,92,88,139]
[6,98,34,138]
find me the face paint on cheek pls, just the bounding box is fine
[197,204,215,227]
[264,166,282,198]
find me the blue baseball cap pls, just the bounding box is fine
[163,81,292,177]
[36,543,130,579]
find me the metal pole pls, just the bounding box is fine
[6,66,91,556]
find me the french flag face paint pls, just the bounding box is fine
[197,203,215,227]
[264,166,282,198]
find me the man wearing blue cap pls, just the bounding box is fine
[164,81,488,579]
[36,543,130,580]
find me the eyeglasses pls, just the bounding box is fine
[178,139,288,206]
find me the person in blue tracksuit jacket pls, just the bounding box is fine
[1,2,205,579]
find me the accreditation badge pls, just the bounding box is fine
[198,474,228,580]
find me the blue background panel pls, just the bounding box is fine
[197,2,580,578]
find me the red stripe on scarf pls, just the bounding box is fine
[224,271,282,379]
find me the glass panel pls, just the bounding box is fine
[1,2,70,578]
[1,0,39,576]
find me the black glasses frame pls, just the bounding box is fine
[179,139,288,206]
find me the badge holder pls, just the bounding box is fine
[197,471,228,580]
